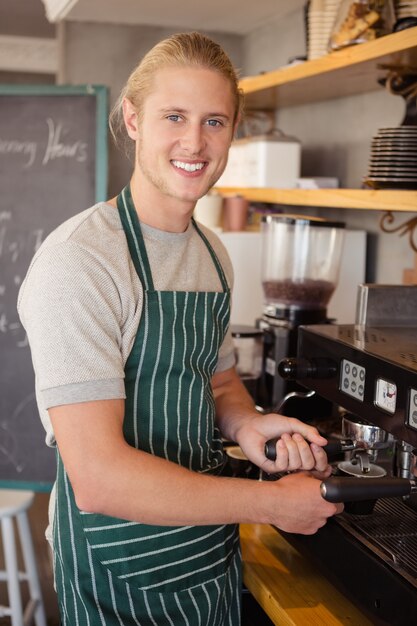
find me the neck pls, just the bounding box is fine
[128,170,195,233]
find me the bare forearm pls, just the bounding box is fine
[75,445,341,536]
[51,399,263,526]
[50,399,340,535]
[75,443,268,526]
[213,369,261,441]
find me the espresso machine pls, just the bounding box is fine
[267,284,417,625]
[257,214,345,414]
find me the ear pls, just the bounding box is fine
[122,98,139,140]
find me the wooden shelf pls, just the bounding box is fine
[215,187,417,212]
[241,26,417,109]
[229,29,417,213]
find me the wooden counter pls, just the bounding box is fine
[240,524,373,625]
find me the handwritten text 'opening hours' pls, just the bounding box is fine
[0,117,88,168]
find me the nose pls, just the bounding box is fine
[179,122,206,155]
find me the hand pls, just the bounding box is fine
[262,431,331,475]
[235,413,330,475]
[268,472,344,535]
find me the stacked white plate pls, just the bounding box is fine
[395,1,417,18]
[364,126,417,189]
[308,0,343,60]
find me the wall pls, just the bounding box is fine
[0,0,56,84]
[242,9,414,285]
[243,8,307,75]
[1,0,54,37]
[61,21,244,197]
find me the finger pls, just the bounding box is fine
[280,433,302,471]
[311,465,333,480]
[292,433,315,470]
[273,437,290,472]
[310,442,330,472]
[303,516,330,535]
[287,418,328,446]
[259,457,279,475]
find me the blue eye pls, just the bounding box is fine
[167,115,181,122]
[206,119,223,127]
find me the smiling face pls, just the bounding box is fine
[123,66,236,228]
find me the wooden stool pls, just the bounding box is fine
[0,490,47,626]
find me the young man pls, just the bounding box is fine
[18,32,342,625]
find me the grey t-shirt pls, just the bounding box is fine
[18,202,236,448]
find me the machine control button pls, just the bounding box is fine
[339,359,365,402]
[375,378,397,414]
[407,389,417,430]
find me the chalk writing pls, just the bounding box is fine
[0,118,88,169]
[9,240,20,262]
[0,226,44,263]
[0,393,38,472]
[0,211,11,257]
[43,118,87,165]
[0,227,6,257]
[0,310,28,348]
[31,228,44,253]
[0,313,6,332]
[0,425,25,471]
[0,139,36,167]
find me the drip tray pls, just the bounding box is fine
[335,498,417,588]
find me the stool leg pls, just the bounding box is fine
[16,512,47,626]
[1,516,24,626]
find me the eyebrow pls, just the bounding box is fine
[159,107,231,121]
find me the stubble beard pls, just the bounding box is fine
[135,140,223,204]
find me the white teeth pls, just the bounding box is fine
[172,160,205,172]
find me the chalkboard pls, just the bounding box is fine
[0,85,108,491]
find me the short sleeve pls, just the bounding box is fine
[18,241,128,408]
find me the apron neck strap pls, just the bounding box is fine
[117,184,154,291]
[191,218,230,292]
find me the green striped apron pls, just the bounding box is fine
[53,185,242,625]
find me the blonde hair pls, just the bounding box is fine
[109,31,244,147]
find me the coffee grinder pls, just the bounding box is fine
[257,214,345,415]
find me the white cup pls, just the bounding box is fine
[194,193,223,230]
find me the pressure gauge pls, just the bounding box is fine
[375,378,397,414]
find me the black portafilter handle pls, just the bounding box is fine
[320,476,417,503]
[278,357,338,381]
[264,438,355,462]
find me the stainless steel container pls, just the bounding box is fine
[231,325,263,379]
